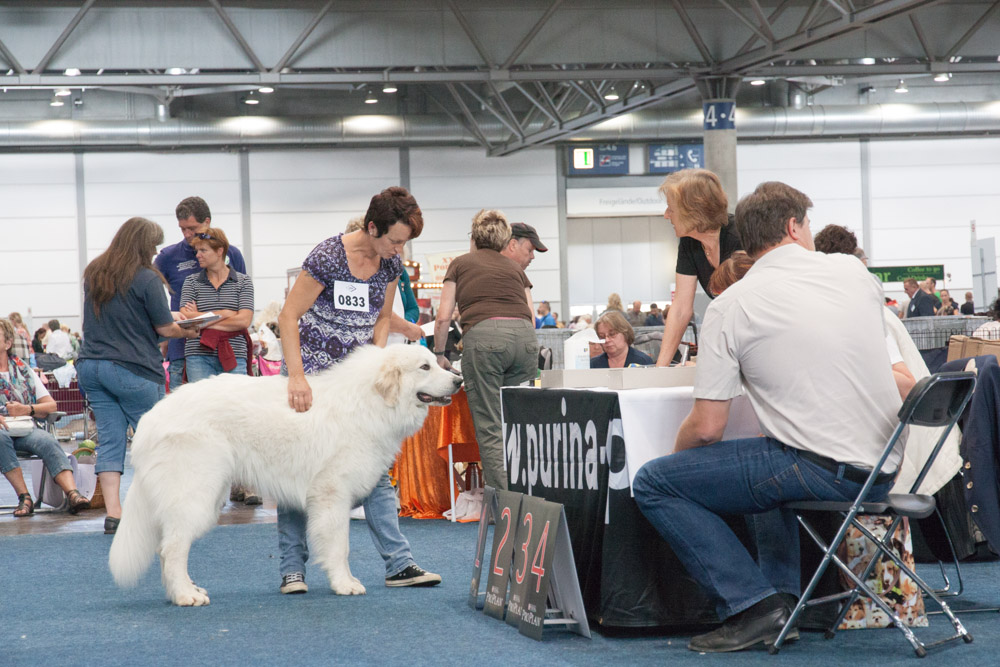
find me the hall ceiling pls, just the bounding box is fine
[0,0,998,154]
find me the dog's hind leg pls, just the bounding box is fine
[307,495,366,595]
[159,532,210,606]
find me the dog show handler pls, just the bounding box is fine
[275,186,441,594]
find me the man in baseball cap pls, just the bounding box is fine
[502,222,548,270]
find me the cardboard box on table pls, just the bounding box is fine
[947,335,1000,363]
[539,365,697,389]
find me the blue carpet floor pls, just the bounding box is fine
[2,518,999,666]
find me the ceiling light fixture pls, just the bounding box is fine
[859,57,876,65]
[603,86,620,101]
[64,68,81,77]
[244,95,259,105]
[365,88,378,104]
[55,88,71,97]
[933,73,951,82]
[382,83,398,94]
[895,79,908,93]
[749,78,766,86]
[166,67,186,75]
[258,86,274,94]
[50,97,64,107]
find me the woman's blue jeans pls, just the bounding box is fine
[632,436,892,620]
[185,355,247,383]
[0,427,72,477]
[277,473,415,578]
[76,360,165,474]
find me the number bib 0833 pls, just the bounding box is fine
[333,280,369,312]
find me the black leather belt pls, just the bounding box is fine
[796,449,896,485]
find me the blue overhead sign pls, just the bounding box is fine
[567,143,629,176]
[648,143,704,174]
[703,101,736,130]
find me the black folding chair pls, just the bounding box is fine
[770,371,977,658]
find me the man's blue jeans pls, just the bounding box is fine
[277,472,415,578]
[167,359,185,393]
[632,436,893,620]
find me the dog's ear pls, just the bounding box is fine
[374,359,403,406]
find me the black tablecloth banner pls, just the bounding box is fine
[503,388,615,621]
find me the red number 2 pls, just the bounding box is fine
[530,520,551,592]
[515,513,533,584]
[492,507,512,576]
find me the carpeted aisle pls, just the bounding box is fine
[2,518,1000,666]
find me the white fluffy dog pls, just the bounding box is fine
[109,344,463,606]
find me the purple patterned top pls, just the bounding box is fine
[298,234,403,374]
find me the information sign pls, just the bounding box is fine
[567,144,628,176]
[648,143,705,173]
[483,490,522,620]
[868,264,945,282]
[703,101,736,131]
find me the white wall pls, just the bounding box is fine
[248,148,400,309]
[737,141,865,242]
[8,135,999,333]
[0,153,79,331]
[566,216,677,313]
[408,147,560,314]
[869,137,1000,291]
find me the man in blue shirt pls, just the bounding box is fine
[535,301,556,328]
[154,196,247,391]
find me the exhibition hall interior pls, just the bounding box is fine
[3,2,1000,665]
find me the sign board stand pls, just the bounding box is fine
[470,486,591,640]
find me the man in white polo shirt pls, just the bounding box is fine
[633,181,902,653]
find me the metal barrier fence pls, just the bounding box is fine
[902,316,989,351]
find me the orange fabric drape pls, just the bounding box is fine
[392,388,479,519]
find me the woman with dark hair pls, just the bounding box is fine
[76,217,199,534]
[31,328,46,355]
[434,209,538,492]
[655,169,742,366]
[276,186,441,593]
[590,310,654,368]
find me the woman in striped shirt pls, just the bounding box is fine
[179,227,259,504]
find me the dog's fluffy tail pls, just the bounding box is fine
[108,475,159,588]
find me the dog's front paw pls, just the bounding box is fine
[172,589,211,606]
[331,578,367,596]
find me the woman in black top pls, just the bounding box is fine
[655,169,742,366]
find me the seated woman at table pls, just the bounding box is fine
[0,318,90,517]
[590,310,654,368]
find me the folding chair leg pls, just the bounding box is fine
[928,507,963,598]
[772,510,871,653]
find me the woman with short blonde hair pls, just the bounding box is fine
[655,168,742,366]
[435,208,537,491]
[470,209,512,252]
